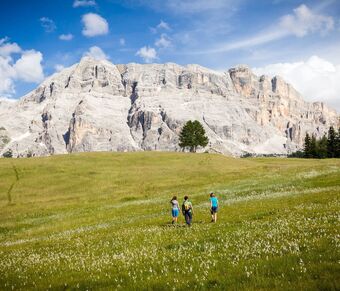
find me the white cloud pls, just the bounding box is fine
[155,33,172,48]
[0,39,21,57]
[73,0,96,7]
[253,56,340,112]
[59,34,74,41]
[194,30,286,54]
[137,0,236,14]
[0,38,7,45]
[14,50,44,83]
[0,96,17,103]
[54,64,65,72]
[40,17,56,33]
[168,0,235,14]
[84,46,109,60]
[82,13,109,37]
[150,20,171,34]
[279,4,334,37]
[0,56,16,95]
[119,38,126,46]
[157,20,171,30]
[0,40,44,96]
[136,46,157,63]
[193,4,334,55]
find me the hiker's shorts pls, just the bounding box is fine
[172,208,179,217]
[211,206,218,214]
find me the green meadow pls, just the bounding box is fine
[0,152,339,290]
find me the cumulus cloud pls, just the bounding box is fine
[59,34,74,41]
[54,64,65,72]
[0,39,21,57]
[73,0,96,7]
[0,39,44,96]
[279,4,334,37]
[157,20,171,30]
[253,56,340,112]
[119,38,126,46]
[13,50,44,83]
[40,17,56,33]
[82,13,109,37]
[155,33,172,48]
[0,96,17,103]
[136,46,157,63]
[84,46,109,60]
[0,56,16,95]
[150,20,171,33]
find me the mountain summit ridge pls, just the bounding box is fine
[0,57,338,157]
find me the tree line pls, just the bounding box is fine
[289,126,340,159]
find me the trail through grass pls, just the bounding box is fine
[0,152,339,290]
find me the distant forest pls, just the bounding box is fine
[289,126,340,159]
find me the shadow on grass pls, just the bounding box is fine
[161,220,208,228]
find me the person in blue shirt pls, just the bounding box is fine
[210,192,219,223]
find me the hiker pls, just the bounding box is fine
[210,192,219,222]
[182,196,193,226]
[170,196,180,224]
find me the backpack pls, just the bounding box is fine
[183,201,191,211]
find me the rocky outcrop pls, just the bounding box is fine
[0,57,338,158]
[0,127,10,153]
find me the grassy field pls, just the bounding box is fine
[0,152,339,290]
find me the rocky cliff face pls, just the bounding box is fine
[0,57,338,157]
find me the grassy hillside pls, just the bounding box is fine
[0,152,339,290]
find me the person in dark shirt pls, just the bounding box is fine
[182,196,193,226]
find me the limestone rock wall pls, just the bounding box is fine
[0,57,338,158]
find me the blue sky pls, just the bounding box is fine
[1,0,340,110]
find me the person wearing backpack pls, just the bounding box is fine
[210,192,219,223]
[182,196,193,226]
[170,196,180,224]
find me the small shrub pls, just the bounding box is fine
[2,149,13,158]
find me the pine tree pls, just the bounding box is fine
[335,127,340,158]
[2,149,12,158]
[310,135,317,158]
[327,126,336,158]
[179,120,209,153]
[316,135,328,159]
[304,133,311,158]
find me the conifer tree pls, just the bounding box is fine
[179,120,209,153]
[304,133,311,158]
[335,127,340,158]
[327,126,336,158]
[317,135,328,159]
[310,135,317,158]
[2,149,12,158]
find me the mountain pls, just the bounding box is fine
[0,57,338,158]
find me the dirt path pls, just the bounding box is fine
[7,164,19,204]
